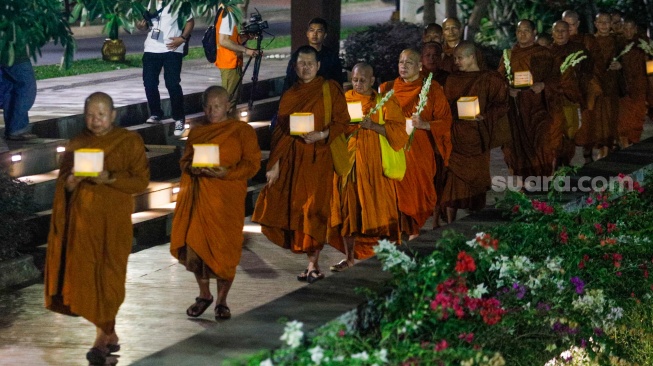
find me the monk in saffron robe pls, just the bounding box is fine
[442,41,509,223]
[329,63,408,270]
[575,13,624,161]
[441,17,486,73]
[498,19,555,178]
[423,23,443,44]
[550,20,590,166]
[421,42,449,89]
[253,45,348,283]
[379,49,452,238]
[44,92,150,365]
[617,19,648,147]
[171,86,261,321]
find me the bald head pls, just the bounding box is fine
[552,21,570,45]
[202,86,229,107]
[352,62,374,77]
[561,10,579,22]
[398,48,422,82]
[421,42,443,73]
[351,62,375,95]
[442,17,462,47]
[400,48,421,62]
[423,23,443,43]
[518,19,536,31]
[454,40,476,57]
[85,92,114,113]
[562,10,581,35]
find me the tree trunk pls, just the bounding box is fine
[423,0,436,25]
[466,0,490,41]
[445,0,457,19]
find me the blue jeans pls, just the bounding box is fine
[142,52,185,121]
[1,60,36,137]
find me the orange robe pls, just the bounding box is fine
[44,128,150,333]
[550,41,590,165]
[576,34,622,147]
[170,120,261,281]
[379,77,452,236]
[442,70,509,210]
[253,77,348,253]
[498,43,555,177]
[330,90,408,259]
[618,37,648,144]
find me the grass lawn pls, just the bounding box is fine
[33,26,368,80]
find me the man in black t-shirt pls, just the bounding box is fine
[282,18,345,91]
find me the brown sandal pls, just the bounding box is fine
[186,296,213,317]
[307,269,325,284]
[330,260,352,272]
[215,304,231,320]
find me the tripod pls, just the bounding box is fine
[231,33,263,111]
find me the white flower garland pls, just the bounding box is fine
[560,50,587,74]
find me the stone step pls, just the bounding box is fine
[0,138,67,178]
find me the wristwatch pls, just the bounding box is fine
[180,35,188,41]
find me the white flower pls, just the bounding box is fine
[374,239,416,273]
[352,351,370,361]
[260,358,274,366]
[333,355,345,362]
[546,256,563,272]
[309,346,325,365]
[469,283,488,298]
[279,320,304,349]
[374,349,388,363]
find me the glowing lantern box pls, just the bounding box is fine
[405,118,414,135]
[290,113,314,135]
[347,101,364,123]
[192,144,220,167]
[647,60,653,75]
[457,96,480,120]
[513,71,533,88]
[74,149,104,177]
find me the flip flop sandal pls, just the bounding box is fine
[107,344,120,353]
[186,296,214,317]
[330,260,351,272]
[215,304,232,320]
[86,347,109,365]
[297,269,309,282]
[307,269,325,284]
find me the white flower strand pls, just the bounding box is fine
[366,90,395,119]
[503,49,513,84]
[560,50,587,74]
[415,72,433,115]
[612,42,634,63]
[637,38,653,57]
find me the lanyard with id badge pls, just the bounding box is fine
[143,6,165,40]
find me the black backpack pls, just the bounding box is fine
[202,8,224,63]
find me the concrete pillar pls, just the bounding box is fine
[290,0,341,53]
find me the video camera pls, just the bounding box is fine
[240,10,268,36]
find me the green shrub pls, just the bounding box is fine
[343,21,422,83]
[0,169,34,261]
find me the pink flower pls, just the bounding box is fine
[586,197,594,204]
[560,230,568,244]
[458,333,474,343]
[434,339,448,352]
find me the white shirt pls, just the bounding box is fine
[143,2,192,54]
[218,11,237,36]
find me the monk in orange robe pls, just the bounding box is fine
[379,49,452,238]
[441,17,486,74]
[575,13,624,161]
[44,92,150,365]
[442,41,509,222]
[617,19,648,147]
[421,42,449,91]
[498,19,555,179]
[253,45,348,283]
[171,86,261,321]
[329,63,408,271]
[423,23,443,44]
[550,20,590,166]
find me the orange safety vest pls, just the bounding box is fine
[214,11,243,69]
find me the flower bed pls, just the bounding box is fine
[239,172,653,365]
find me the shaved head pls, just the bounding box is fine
[202,85,229,107]
[442,17,462,28]
[84,92,114,113]
[561,10,579,22]
[400,48,421,63]
[518,19,536,32]
[454,40,476,57]
[352,62,374,77]
[553,20,569,30]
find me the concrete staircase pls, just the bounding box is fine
[0,77,283,253]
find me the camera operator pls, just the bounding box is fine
[136,1,194,136]
[215,6,261,115]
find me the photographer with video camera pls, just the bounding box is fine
[214,4,261,114]
[136,0,194,136]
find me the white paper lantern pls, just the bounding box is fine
[405,118,414,135]
[457,96,481,120]
[647,60,653,75]
[192,144,220,167]
[347,101,364,123]
[74,149,104,177]
[513,71,533,87]
[290,113,315,135]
